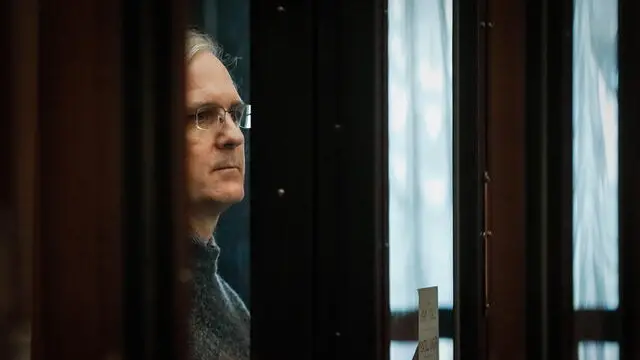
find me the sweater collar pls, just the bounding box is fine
[190,235,221,274]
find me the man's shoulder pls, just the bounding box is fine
[216,274,250,316]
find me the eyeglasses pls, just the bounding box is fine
[190,103,251,130]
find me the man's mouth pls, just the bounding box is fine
[212,165,239,172]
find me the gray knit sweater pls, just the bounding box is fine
[189,238,250,360]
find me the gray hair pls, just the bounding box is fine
[186,29,223,62]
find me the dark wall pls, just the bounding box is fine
[192,0,251,307]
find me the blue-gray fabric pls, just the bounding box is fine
[189,237,250,360]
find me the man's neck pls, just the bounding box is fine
[189,213,220,241]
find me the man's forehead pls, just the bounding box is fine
[186,52,241,107]
[187,87,241,110]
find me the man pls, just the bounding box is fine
[185,29,250,360]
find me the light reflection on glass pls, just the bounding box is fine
[579,341,619,360]
[388,0,453,358]
[572,0,619,311]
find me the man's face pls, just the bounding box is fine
[186,52,245,211]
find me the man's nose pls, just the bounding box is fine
[216,120,245,149]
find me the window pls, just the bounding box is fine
[579,342,620,360]
[573,0,619,357]
[388,0,454,358]
[194,0,252,307]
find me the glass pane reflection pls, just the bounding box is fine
[578,341,619,360]
[188,2,251,359]
[572,0,619,310]
[196,0,252,308]
[388,0,453,357]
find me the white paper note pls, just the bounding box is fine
[418,287,439,360]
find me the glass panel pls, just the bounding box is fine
[188,1,251,358]
[388,0,454,356]
[572,0,619,310]
[196,0,252,308]
[578,341,619,360]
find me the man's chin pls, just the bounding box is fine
[191,195,242,215]
[205,189,245,207]
[223,192,245,204]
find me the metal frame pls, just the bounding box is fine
[313,1,390,359]
[454,0,486,358]
[390,310,455,341]
[618,0,640,357]
[526,0,640,358]
[378,0,490,357]
[251,0,389,358]
[525,0,575,358]
[250,1,317,359]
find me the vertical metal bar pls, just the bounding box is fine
[525,0,574,358]
[524,0,545,357]
[454,0,486,357]
[250,1,316,359]
[313,0,339,357]
[618,0,640,357]
[543,0,575,357]
[482,172,492,314]
[324,1,389,359]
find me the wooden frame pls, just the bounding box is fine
[33,0,125,357]
[486,0,527,357]
[2,0,38,358]
[28,0,189,358]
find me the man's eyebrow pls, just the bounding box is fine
[186,100,245,114]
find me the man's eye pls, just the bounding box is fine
[196,109,216,123]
